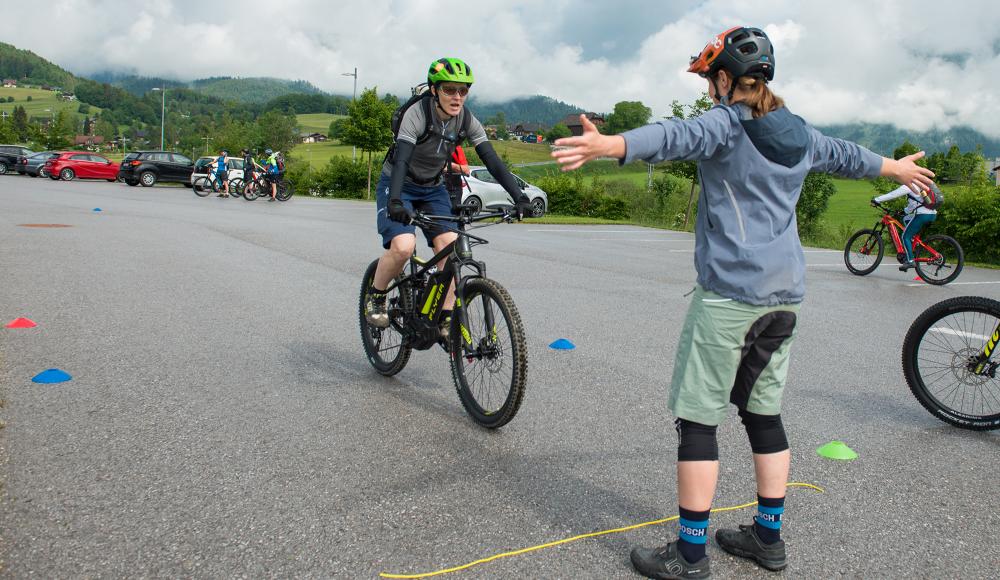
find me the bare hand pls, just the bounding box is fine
[884,151,936,193]
[551,115,626,171]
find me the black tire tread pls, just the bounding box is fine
[450,277,527,429]
[902,296,1000,431]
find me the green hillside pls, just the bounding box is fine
[0,86,100,122]
[0,42,76,89]
[191,77,325,103]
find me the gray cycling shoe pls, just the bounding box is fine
[715,524,786,571]
[365,292,389,328]
[630,541,710,579]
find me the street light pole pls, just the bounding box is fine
[152,85,165,150]
[342,67,357,161]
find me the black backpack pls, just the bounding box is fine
[384,83,471,184]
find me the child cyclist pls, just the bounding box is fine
[553,26,934,579]
[871,183,941,271]
[364,58,532,340]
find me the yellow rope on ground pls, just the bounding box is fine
[380,482,824,579]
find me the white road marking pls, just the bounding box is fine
[906,280,1000,287]
[930,328,992,341]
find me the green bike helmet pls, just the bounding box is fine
[427,57,474,86]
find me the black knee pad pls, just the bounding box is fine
[738,409,789,454]
[675,418,719,461]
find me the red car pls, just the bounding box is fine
[45,152,120,182]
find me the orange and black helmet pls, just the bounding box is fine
[688,27,775,82]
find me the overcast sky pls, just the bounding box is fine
[8,0,1000,136]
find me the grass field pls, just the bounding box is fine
[0,86,100,122]
[295,113,345,135]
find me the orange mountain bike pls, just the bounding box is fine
[843,201,964,285]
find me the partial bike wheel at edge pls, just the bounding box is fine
[359,259,412,376]
[844,229,884,275]
[914,234,964,285]
[902,296,1000,430]
[449,277,527,429]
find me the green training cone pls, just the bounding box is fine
[816,441,858,460]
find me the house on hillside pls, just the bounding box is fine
[74,135,105,148]
[993,158,1000,186]
[301,132,328,144]
[59,92,77,101]
[561,113,605,136]
[2,79,16,88]
[509,122,545,139]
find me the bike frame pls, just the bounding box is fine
[382,209,509,354]
[871,211,941,263]
[973,321,1000,376]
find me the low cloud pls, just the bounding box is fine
[7,0,1000,136]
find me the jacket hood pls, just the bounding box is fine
[737,106,809,169]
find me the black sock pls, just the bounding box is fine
[677,506,709,562]
[754,495,784,544]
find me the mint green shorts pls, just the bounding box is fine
[668,286,800,426]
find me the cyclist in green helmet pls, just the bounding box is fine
[364,57,532,341]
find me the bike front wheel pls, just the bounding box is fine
[193,177,215,197]
[276,179,294,201]
[902,296,1000,430]
[844,228,884,275]
[359,259,412,376]
[229,178,245,199]
[450,277,527,429]
[914,234,964,285]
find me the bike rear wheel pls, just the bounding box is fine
[450,277,527,429]
[902,296,1000,430]
[359,259,412,376]
[844,228,884,275]
[229,178,245,198]
[244,180,260,201]
[914,234,964,285]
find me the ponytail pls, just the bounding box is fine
[735,76,784,118]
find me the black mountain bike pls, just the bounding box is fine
[902,296,1000,430]
[359,206,527,429]
[234,172,293,201]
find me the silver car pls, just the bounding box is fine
[461,166,548,217]
[189,156,245,187]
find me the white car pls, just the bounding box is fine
[189,156,245,187]
[461,166,548,217]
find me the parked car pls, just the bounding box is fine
[44,152,120,181]
[117,150,195,187]
[0,145,34,175]
[16,151,59,177]
[189,156,245,188]
[461,166,548,217]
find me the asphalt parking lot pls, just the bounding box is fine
[1,178,998,578]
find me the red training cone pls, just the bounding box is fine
[913,276,922,282]
[6,317,38,328]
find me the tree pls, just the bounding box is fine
[546,123,571,141]
[603,101,652,134]
[26,95,32,102]
[664,93,712,228]
[892,139,920,161]
[0,116,16,143]
[78,103,91,114]
[328,117,348,140]
[255,110,298,154]
[797,173,837,238]
[12,105,29,141]
[82,116,93,136]
[45,109,75,149]
[340,87,394,198]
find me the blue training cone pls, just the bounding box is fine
[32,369,73,384]
[549,338,576,350]
[93,208,102,212]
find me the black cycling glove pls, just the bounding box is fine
[514,197,533,220]
[388,198,412,225]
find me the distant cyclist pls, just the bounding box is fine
[364,57,532,341]
[210,150,231,197]
[872,183,941,271]
[241,148,257,195]
[263,148,279,201]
